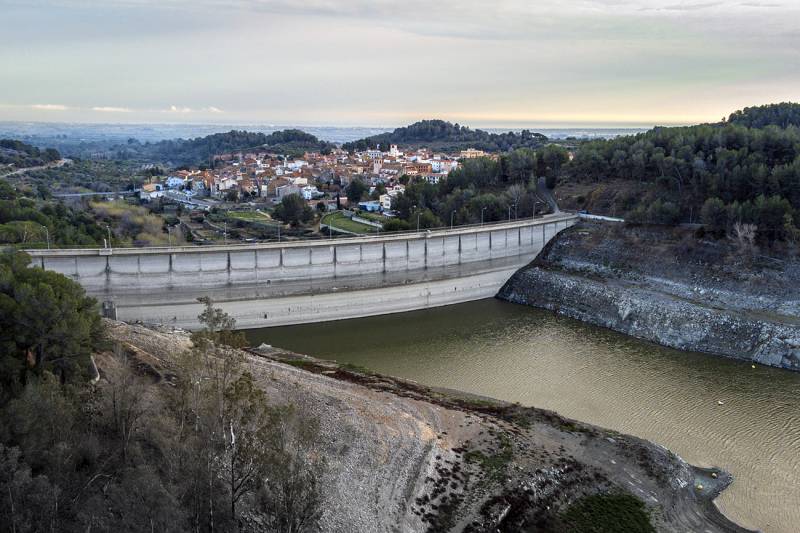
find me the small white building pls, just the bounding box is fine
[301,185,320,200]
[165,176,185,189]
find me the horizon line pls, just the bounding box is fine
[0,118,690,131]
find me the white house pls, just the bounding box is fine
[165,176,185,189]
[301,185,320,200]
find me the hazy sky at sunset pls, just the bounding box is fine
[1,0,798,127]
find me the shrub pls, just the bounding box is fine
[559,493,655,533]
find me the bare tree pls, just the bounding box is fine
[259,405,326,533]
[106,343,150,463]
[732,222,757,257]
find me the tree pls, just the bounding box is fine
[105,344,150,463]
[346,178,368,204]
[193,296,248,351]
[273,194,313,226]
[0,252,102,396]
[701,197,728,236]
[0,444,60,533]
[258,405,325,533]
[222,372,275,523]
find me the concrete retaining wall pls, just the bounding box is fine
[27,214,577,328]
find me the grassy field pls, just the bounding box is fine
[322,211,378,234]
[353,210,387,223]
[227,210,281,226]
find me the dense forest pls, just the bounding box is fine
[0,256,325,531]
[0,140,60,169]
[342,120,549,153]
[560,102,800,242]
[131,129,335,165]
[727,102,800,129]
[0,180,105,247]
[114,130,335,166]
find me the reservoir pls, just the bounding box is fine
[246,299,800,533]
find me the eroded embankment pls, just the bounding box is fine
[105,320,749,532]
[498,222,800,371]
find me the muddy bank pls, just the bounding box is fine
[106,320,749,532]
[498,221,800,371]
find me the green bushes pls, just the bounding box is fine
[700,195,798,242]
[382,218,410,231]
[627,199,681,226]
[559,493,655,533]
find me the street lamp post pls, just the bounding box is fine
[167,226,173,246]
[450,210,455,230]
[39,224,50,249]
[416,212,421,233]
[106,225,112,249]
[507,205,511,221]
[481,206,487,226]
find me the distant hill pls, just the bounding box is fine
[0,139,60,169]
[116,129,335,166]
[727,102,800,129]
[341,119,548,153]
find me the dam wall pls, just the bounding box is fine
[27,214,577,329]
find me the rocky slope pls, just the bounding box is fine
[498,221,800,371]
[106,320,748,532]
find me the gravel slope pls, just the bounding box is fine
[105,320,750,532]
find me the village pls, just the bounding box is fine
[139,144,491,242]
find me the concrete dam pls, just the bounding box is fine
[26,214,578,329]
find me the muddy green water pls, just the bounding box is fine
[246,299,800,533]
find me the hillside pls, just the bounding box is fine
[556,103,800,242]
[115,129,335,165]
[499,220,800,370]
[106,320,745,533]
[342,119,548,153]
[0,139,60,171]
[727,102,800,129]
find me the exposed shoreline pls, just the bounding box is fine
[106,319,752,532]
[498,221,800,371]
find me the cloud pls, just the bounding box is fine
[162,105,222,114]
[92,106,132,112]
[166,105,193,113]
[30,103,69,111]
[658,2,723,11]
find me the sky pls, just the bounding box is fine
[1,0,799,127]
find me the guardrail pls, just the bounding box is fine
[24,211,578,255]
[21,212,578,254]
